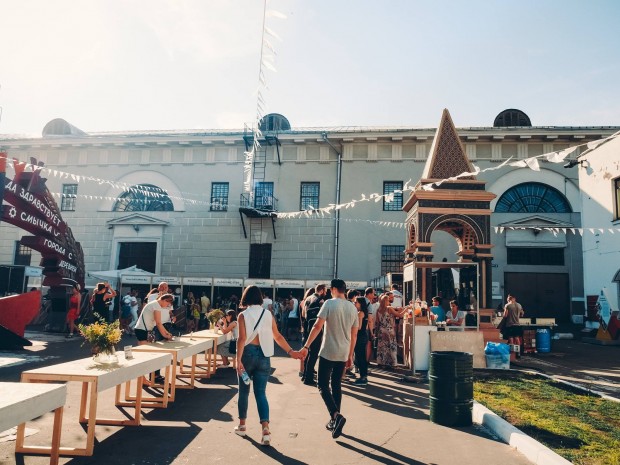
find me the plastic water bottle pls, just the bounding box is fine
[241,371,251,385]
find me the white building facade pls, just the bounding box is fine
[1,111,617,322]
[578,135,620,313]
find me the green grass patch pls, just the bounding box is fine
[474,372,620,465]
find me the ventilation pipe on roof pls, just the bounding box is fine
[322,132,342,279]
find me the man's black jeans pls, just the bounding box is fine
[317,356,346,418]
[302,332,322,382]
[354,336,368,378]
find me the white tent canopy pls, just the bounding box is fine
[88,265,155,284]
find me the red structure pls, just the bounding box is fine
[1,152,85,340]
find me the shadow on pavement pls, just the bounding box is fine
[243,436,310,465]
[338,433,427,465]
[63,423,202,465]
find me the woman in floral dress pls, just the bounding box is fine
[375,294,405,369]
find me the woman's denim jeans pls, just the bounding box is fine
[238,344,271,423]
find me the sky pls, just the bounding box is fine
[1,0,619,136]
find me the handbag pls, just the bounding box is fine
[142,312,164,342]
[228,337,237,354]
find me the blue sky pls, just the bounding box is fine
[0,0,619,135]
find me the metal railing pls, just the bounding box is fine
[240,193,278,212]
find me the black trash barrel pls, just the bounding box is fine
[429,351,473,427]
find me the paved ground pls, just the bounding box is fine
[0,332,531,465]
[513,338,620,399]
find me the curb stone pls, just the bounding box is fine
[473,401,572,465]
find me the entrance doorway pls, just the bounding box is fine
[249,244,272,278]
[504,272,569,322]
[118,242,157,273]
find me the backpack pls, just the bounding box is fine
[305,295,323,331]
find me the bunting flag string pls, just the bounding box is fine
[4,128,619,224]
[243,0,286,193]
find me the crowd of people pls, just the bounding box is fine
[66,277,525,446]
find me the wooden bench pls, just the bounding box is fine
[0,382,66,465]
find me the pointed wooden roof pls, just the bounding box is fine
[422,109,476,180]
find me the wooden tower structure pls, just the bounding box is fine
[403,109,496,308]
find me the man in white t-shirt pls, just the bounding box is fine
[146,282,174,324]
[262,293,273,313]
[301,279,358,440]
[128,290,139,332]
[390,284,403,308]
[287,294,300,340]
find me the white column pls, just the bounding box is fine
[141,149,149,165]
[491,143,502,160]
[163,148,172,164]
[517,143,528,159]
[184,148,193,164]
[543,143,554,154]
[391,144,402,161]
[415,144,426,160]
[78,150,87,166]
[368,143,378,161]
[297,145,306,163]
[320,145,330,164]
[343,144,353,161]
[206,147,215,163]
[466,144,476,161]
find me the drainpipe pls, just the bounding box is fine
[321,133,342,279]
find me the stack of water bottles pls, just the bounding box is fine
[484,342,510,369]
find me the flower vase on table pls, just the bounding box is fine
[93,346,119,364]
[79,314,123,365]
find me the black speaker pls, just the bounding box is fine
[0,324,32,349]
[46,288,69,332]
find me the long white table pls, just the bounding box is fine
[0,382,66,465]
[132,337,213,401]
[18,351,171,457]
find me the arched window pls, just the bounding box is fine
[495,182,572,213]
[112,184,174,212]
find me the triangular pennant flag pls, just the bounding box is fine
[494,227,499,233]
[525,157,541,171]
[546,147,575,163]
[510,160,528,168]
[578,229,584,236]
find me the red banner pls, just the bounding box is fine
[3,178,66,233]
[1,205,65,241]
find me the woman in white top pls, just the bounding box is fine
[446,300,466,331]
[134,294,174,344]
[234,286,304,446]
[216,310,238,366]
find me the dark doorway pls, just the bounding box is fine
[118,242,157,273]
[249,244,272,279]
[504,272,570,322]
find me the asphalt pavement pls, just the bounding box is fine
[0,331,531,465]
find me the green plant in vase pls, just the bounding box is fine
[207,309,225,329]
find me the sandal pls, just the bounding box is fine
[261,427,271,446]
[234,425,246,437]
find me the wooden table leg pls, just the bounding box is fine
[49,406,64,465]
[85,381,98,455]
[79,381,88,423]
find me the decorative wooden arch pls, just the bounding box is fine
[403,109,496,307]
